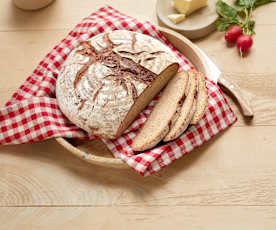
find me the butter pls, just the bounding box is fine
[168,14,186,24]
[173,0,208,16]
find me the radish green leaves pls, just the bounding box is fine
[216,0,276,35]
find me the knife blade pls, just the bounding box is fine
[196,47,254,118]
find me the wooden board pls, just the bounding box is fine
[1,126,276,206]
[1,0,276,228]
[1,206,276,230]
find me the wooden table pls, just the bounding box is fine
[0,0,276,229]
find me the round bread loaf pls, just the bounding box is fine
[56,30,179,139]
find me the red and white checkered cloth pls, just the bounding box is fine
[0,6,237,176]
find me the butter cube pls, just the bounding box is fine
[173,0,208,16]
[168,14,186,24]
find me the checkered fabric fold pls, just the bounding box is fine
[0,6,237,176]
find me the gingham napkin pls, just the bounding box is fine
[0,6,237,176]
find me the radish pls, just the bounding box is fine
[236,34,253,53]
[225,25,242,43]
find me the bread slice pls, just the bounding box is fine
[132,71,189,151]
[116,63,179,138]
[190,71,208,124]
[163,70,197,142]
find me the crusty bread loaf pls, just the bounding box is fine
[190,71,208,124]
[56,30,179,139]
[132,71,189,151]
[163,70,197,141]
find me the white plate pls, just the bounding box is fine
[156,0,218,39]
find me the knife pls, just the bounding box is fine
[196,47,254,118]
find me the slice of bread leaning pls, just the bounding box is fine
[132,71,189,151]
[163,70,197,142]
[190,71,208,124]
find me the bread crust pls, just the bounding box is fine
[190,71,208,124]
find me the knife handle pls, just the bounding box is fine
[218,75,254,118]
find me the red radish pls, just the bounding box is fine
[225,25,243,42]
[236,34,253,53]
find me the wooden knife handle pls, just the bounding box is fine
[218,75,254,118]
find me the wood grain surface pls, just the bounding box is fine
[0,0,276,229]
[1,206,276,230]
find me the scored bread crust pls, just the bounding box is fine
[132,71,189,151]
[56,30,178,139]
[190,71,208,124]
[163,70,197,142]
